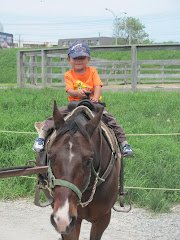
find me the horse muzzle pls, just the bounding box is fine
[51,213,77,234]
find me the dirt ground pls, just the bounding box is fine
[0,199,179,240]
[102,83,180,92]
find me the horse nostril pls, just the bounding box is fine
[65,216,77,233]
[50,214,56,228]
[69,216,77,228]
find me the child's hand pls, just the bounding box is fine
[77,89,86,98]
[90,97,99,103]
[91,85,101,103]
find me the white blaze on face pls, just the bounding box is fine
[69,141,74,163]
[54,199,70,232]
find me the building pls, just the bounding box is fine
[58,37,115,47]
[13,40,58,48]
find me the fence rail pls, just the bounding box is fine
[17,44,180,90]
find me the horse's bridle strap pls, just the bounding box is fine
[54,179,82,200]
[48,161,82,200]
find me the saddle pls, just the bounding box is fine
[68,99,106,112]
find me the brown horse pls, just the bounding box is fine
[46,101,120,240]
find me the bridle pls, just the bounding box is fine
[47,120,105,207]
[48,159,93,204]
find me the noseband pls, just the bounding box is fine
[48,160,92,201]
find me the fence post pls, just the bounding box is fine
[17,51,24,88]
[122,64,127,84]
[137,64,140,84]
[41,50,47,88]
[30,56,37,85]
[47,57,52,85]
[161,65,164,83]
[131,45,137,90]
[61,57,66,85]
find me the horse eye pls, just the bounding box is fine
[83,158,92,167]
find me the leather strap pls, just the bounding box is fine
[34,184,53,207]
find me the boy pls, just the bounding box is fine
[33,41,134,157]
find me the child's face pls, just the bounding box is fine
[67,56,91,73]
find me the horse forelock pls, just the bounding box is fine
[54,113,90,144]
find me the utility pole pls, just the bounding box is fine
[19,34,21,48]
[105,8,127,45]
[129,29,131,45]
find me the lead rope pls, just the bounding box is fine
[79,173,99,208]
[79,123,104,208]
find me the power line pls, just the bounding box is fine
[3,14,180,42]
[3,13,180,26]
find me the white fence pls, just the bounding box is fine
[17,44,180,90]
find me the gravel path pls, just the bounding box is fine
[0,199,179,240]
[102,83,180,92]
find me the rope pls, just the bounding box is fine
[20,176,37,179]
[0,130,37,134]
[18,176,180,191]
[124,186,180,191]
[126,133,180,136]
[0,130,180,136]
[79,175,99,208]
[1,130,179,192]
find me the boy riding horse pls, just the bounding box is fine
[33,41,134,158]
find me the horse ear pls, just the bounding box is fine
[53,100,65,130]
[85,107,104,137]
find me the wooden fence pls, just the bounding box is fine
[17,44,180,90]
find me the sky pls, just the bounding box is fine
[0,0,180,44]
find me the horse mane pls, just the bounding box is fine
[54,112,90,143]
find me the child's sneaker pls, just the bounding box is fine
[33,137,45,152]
[122,144,134,158]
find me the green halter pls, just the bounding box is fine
[48,161,91,201]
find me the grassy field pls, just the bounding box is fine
[0,88,179,212]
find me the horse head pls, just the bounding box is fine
[48,100,104,234]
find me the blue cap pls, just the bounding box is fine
[68,41,90,58]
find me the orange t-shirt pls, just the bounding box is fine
[65,67,103,101]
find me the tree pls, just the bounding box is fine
[114,17,151,45]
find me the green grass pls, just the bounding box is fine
[0,48,17,84]
[91,50,180,60]
[0,88,179,212]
